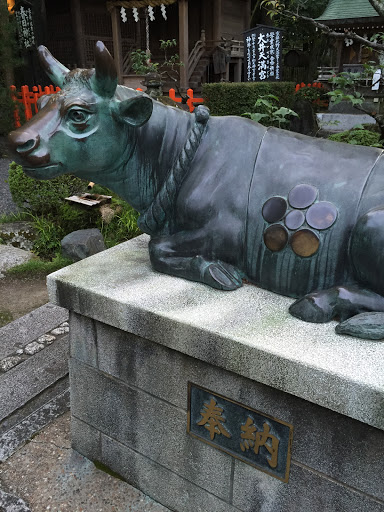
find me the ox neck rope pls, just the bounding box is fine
[137,105,210,236]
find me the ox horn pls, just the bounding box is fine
[38,46,69,88]
[91,41,117,98]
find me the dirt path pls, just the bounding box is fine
[0,275,49,327]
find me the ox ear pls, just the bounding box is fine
[38,46,69,88]
[91,41,118,98]
[115,96,153,127]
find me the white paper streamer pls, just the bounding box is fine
[148,5,155,21]
[161,4,167,20]
[120,6,127,22]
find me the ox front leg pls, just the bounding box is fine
[149,233,243,291]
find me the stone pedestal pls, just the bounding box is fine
[47,235,384,512]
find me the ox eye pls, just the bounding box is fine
[67,109,90,124]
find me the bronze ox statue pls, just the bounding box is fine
[8,41,384,340]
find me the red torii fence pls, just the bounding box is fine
[10,84,61,128]
[10,85,204,128]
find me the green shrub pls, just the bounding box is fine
[202,82,296,117]
[242,94,298,128]
[8,162,88,216]
[96,198,141,248]
[328,129,382,147]
[8,163,142,260]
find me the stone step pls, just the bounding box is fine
[0,303,68,360]
[0,304,70,461]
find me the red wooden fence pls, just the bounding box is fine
[10,85,204,128]
[10,84,61,128]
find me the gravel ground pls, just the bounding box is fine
[0,412,169,512]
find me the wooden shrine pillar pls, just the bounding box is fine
[244,0,251,31]
[70,0,85,68]
[213,0,222,44]
[179,0,189,91]
[111,6,123,84]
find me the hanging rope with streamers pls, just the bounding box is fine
[106,0,176,11]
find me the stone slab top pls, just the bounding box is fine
[47,235,384,431]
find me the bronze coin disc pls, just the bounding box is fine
[262,197,287,223]
[306,201,337,230]
[288,184,318,209]
[290,229,320,257]
[264,224,288,252]
[285,209,305,230]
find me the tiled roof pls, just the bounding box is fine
[317,0,381,21]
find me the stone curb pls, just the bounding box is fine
[0,304,71,462]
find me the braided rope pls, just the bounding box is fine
[107,0,176,11]
[138,105,210,236]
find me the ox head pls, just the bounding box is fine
[8,42,153,180]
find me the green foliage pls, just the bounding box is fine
[202,82,296,117]
[131,49,158,75]
[131,39,183,78]
[0,89,16,137]
[0,0,22,136]
[328,129,383,148]
[255,0,330,75]
[8,162,141,260]
[97,197,141,248]
[8,162,87,216]
[29,214,64,259]
[6,253,73,276]
[327,72,365,108]
[295,86,321,102]
[243,94,298,128]
[0,211,30,224]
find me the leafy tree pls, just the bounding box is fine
[258,0,384,53]
[251,0,330,81]
[327,65,384,138]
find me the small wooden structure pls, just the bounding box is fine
[41,0,251,91]
[317,0,384,73]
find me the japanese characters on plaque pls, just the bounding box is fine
[187,383,293,482]
[15,6,35,49]
[244,26,283,82]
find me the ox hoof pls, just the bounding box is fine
[336,312,384,340]
[206,261,242,291]
[289,294,334,323]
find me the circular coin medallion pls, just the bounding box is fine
[290,229,320,257]
[288,184,318,209]
[264,224,288,252]
[262,197,287,223]
[306,201,337,230]
[285,209,305,230]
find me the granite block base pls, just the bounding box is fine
[47,236,384,511]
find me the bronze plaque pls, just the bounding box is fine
[187,383,293,483]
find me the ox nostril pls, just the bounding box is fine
[16,134,40,155]
[17,139,35,154]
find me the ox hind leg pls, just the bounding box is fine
[290,207,384,339]
[149,231,243,291]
